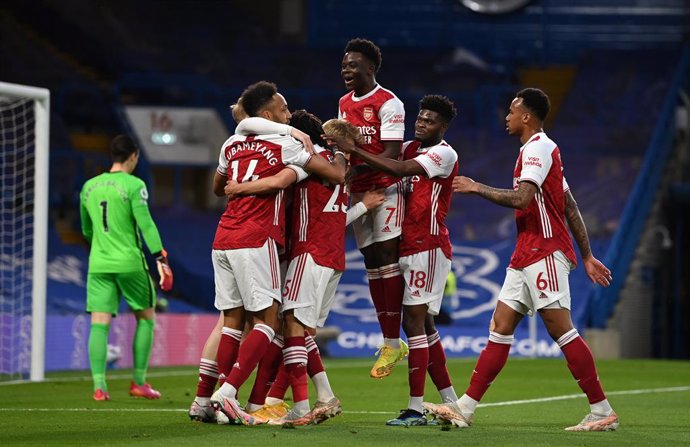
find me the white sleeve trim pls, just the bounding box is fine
[346,201,368,227]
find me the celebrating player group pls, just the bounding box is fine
[83,37,619,432]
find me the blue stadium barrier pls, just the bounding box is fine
[588,43,690,328]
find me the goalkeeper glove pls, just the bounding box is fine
[153,249,173,291]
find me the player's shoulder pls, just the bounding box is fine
[523,132,557,155]
[339,91,354,105]
[428,140,458,161]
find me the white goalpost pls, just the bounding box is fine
[0,81,49,382]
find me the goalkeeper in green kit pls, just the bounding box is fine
[79,135,174,401]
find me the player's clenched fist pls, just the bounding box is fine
[154,249,174,291]
[452,176,477,193]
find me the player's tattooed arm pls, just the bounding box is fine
[454,176,537,210]
[564,189,592,259]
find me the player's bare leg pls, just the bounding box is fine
[539,307,619,431]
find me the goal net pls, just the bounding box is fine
[0,82,49,382]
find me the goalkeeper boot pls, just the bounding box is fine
[129,382,162,399]
[422,401,472,428]
[311,397,342,424]
[564,412,619,432]
[247,401,290,423]
[93,389,111,401]
[189,400,216,423]
[386,409,432,427]
[370,339,409,379]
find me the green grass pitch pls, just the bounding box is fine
[1,358,689,446]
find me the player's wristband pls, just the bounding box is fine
[333,150,346,158]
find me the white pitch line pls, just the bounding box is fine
[0,385,687,414]
[0,361,378,386]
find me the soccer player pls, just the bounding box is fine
[226,113,385,425]
[79,134,173,401]
[209,82,346,425]
[339,38,408,378]
[325,95,460,426]
[423,88,619,432]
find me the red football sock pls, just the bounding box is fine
[367,269,387,336]
[284,336,309,403]
[216,327,242,381]
[225,324,274,391]
[305,333,325,377]
[195,358,219,398]
[247,336,284,406]
[407,335,429,397]
[560,332,606,404]
[465,333,513,402]
[427,331,452,391]
[380,263,403,340]
[267,363,289,401]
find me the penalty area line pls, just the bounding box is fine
[1,385,687,414]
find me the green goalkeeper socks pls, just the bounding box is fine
[88,323,110,392]
[133,319,155,386]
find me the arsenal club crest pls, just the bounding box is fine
[363,107,374,122]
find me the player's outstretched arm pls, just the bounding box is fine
[454,176,537,210]
[236,117,315,154]
[564,190,612,287]
[323,133,421,177]
[225,168,298,196]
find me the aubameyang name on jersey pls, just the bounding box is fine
[228,141,279,165]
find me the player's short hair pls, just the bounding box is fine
[323,118,364,145]
[241,81,278,117]
[110,134,138,163]
[345,38,382,73]
[516,88,550,122]
[419,95,457,124]
[290,110,327,147]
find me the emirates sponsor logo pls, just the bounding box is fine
[363,107,374,121]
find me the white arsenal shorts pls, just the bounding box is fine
[212,238,282,312]
[399,247,452,315]
[351,181,404,249]
[281,253,343,329]
[498,250,574,316]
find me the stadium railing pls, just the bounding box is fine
[588,43,690,328]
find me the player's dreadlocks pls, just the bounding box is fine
[345,38,382,73]
[290,110,327,148]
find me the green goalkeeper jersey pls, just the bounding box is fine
[80,171,163,273]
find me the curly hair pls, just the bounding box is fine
[344,38,382,73]
[289,110,327,148]
[241,81,277,117]
[516,88,550,122]
[419,95,457,124]
[323,118,364,145]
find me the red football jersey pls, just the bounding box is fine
[288,149,348,271]
[399,140,458,259]
[338,84,405,193]
[212,134,312,250]
[509,132,577,268]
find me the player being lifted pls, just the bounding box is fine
[339,38,408,378]
[225,113,385,425]
[209,82,346,425]
[424,88,619,432]
[79,135,173,401]
[326,95,460,426]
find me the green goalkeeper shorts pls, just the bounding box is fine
[86,270,156,315]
